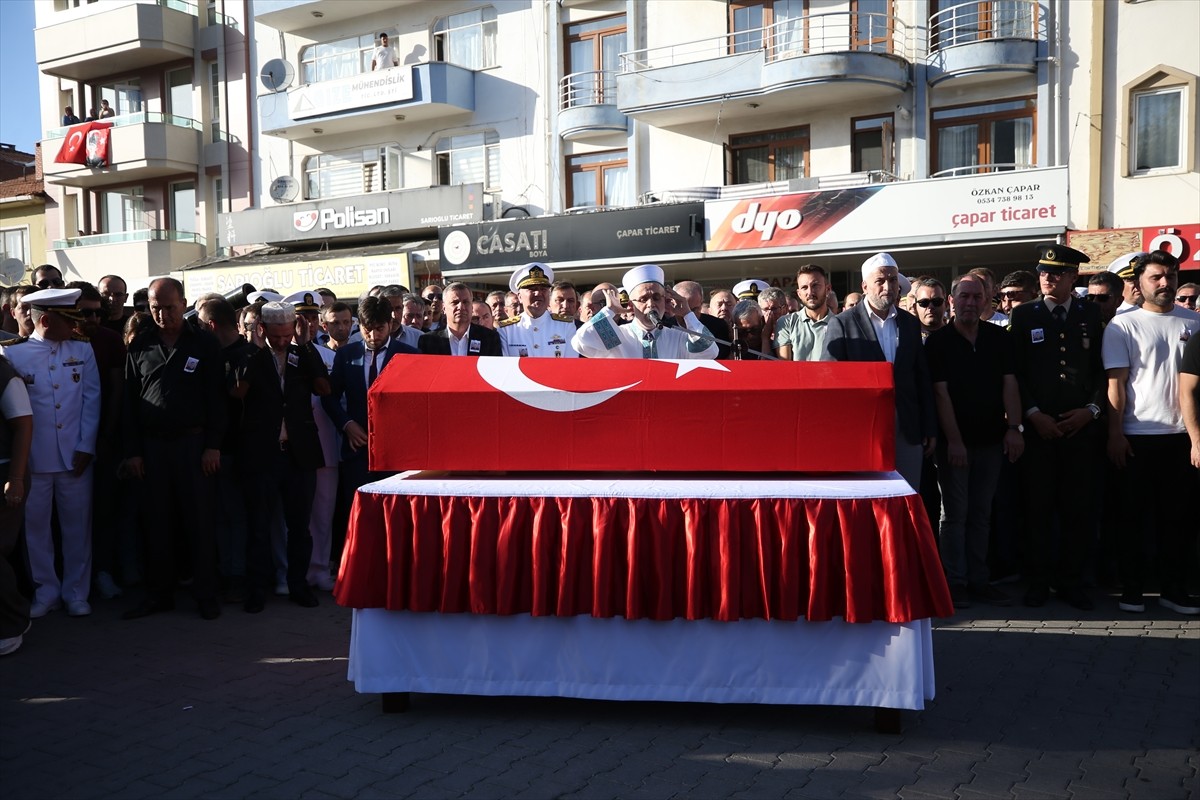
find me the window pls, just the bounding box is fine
[171,182,197,235]
[97,79,142,116]
[930,1,1037,50]
[729,0,805,56]
[209,62,221,143]
[1132,87,1184,173]
[567,150,630,208]
[168,68,194,122]
[931,98,1034,176]
[852,114,894,173]
[433,7,497,69]
[53,0,98,10]
[729,127,809,184]
[299,31,397,84]
[304,145,402,199]
[101,187,146,234]
[435,132,499,190]
[1,227,30,268]
[564,15,625,107]
[851,0,892,53]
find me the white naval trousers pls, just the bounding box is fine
[26,467,93,604]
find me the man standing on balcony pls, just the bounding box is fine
[62,107,80,126]
[371,33,399,71]
[98,100,114,119]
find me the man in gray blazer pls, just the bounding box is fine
[822,252,937,489]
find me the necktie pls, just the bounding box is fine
[1053,305,1067,325]
[641,330,656,359]
[368,349,379,385]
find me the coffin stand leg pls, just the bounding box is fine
[381,692,410,713]
[873,707,902,734]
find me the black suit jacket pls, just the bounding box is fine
[417,324,502,356]
[321,339,417,461]
[821,302,937,446]
[241,344,329,469]
[1008,297,1105,418]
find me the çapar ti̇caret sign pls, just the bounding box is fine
[439,203,706,270]
[705,167,1069,252]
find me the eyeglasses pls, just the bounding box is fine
[914,298,945,308]
[1177,294,1197,307]
[1085,294,1111,303]
[998,291,1024,300]
[423,294,442,302]
[78,308,102,317]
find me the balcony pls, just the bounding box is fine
[43,113,202,188]
[35,0,197,81]
[260,62,475,142]
[254,0,422,34]
[47,230,206,283]
[559,71,627,141]
[927,0,1041,87]
[617,12,910,128]
[931,162,1037,178]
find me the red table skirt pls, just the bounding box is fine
[335,475,953,624]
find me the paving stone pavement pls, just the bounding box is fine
[1,590,1197,799]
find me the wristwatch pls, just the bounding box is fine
[1008,424,1024,434]
[1086,403,1101,420]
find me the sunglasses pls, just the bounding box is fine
[914,298,945,308]
[1177,295,1197,307]
[998,291,1024,300]
[424,294,442,302]
[1085,294,1111,303]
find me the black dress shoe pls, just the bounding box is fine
[198,598,221,620]
[121,598,175,620]
[288,588,319,608]
[1023,584,1050,608]
[1058,588,1094,611]
[243,590,265,614]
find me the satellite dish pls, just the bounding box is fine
[260,59,295,92]
[269,176,300,204]
[0,258,25,285]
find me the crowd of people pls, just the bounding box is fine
[0,247,1197,656]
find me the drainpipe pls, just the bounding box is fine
[243,0,256,210]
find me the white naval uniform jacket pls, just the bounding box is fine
[0,333,100,472]
[571,307,718,360]
[497,311,581,358]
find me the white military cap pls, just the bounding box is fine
[861,252,899,279]
[283,289,323,311]
[247,289,284,304]
[898,274,912,295]
[24,287,83,319]
[509,262,554,293]
[259,301,296,325]
[623,264,666,294]
[732,279,770,300]
[1107,252,1146,280]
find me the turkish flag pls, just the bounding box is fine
[84,126,111,167]
[54,121,113,165]
[368,356,895,473]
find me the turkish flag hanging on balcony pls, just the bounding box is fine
[54,121,112,165]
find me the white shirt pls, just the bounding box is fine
[1101,306,1200,435]
[571,307,718,360]
[447,328,470,356]
[371,45,398,69]
[867,304,899,363]
[498,311,580,358]
[362,346,385,388]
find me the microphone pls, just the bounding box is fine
[646,309,663,329]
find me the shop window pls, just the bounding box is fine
[304,145,403,200]
[564,15,625,107]
[729,126,808,184]
[931,97,1034,177]
[852,114,894,173]
[433,7,497,70]
[435,132,499,191]
[300,30,398,84]
[566,150,630,209]
[1,227,30,268]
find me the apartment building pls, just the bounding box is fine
[201,0,1196,300]
[33,0,254,289]
[0,144,51,285]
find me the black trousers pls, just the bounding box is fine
[0,462,30,638]
[1020,426,1100,592]
[141,433,218,603]
[244,447,315,594]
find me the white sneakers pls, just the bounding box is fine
[29,599,61,618]
[66,600,92,617]
[30,599,92,618]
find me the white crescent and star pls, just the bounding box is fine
[476,358,728,413]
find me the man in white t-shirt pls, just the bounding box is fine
[1102,250,1200,616]
[371,33,398,71]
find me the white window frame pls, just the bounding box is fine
[299,30,398,85]
[303,144,403,200]
[1130,85,1186,175]
[435,131,499,191]
[432,7,498,70]
[0,226,31,268]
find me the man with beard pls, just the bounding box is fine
[1103,250,1200,615]
[822,253,937,491]
[776,265,834,361]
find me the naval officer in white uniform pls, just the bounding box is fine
[0,288,100,617]
[497,262,581,358]
[572,264,718,360]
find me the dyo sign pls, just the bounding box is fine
[731,202,804,242]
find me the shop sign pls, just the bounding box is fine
[183,252,409,301]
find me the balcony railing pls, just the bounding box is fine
[52,229,206,250]
[43,111,203,141]
[931,162,1035,178]
[560,70,618,110]
[157,0,199,17]
[621,12,909,72]
[929,0,1039,51]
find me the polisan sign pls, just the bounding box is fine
[293,206,390,233]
